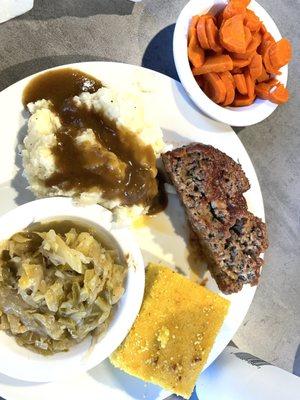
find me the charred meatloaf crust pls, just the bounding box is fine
[162,143,268,294]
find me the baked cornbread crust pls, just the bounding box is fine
[110,263,230,398]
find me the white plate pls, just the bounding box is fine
[0,62,265,400]
[173,0,288,126]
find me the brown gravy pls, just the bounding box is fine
[23,68,167,212]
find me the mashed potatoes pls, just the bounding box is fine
[22,83,165,222]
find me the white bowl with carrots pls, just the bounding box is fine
[173,0,292,126]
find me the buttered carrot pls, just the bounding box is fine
[256,65,269,83]
[244,70,255,98]
[203,72,227,104]
[269,83,289,104]
[234,73,248,95]
[255,79,278,99]
[249,53,263,80]
[223,0,247,20]
[220,14,247,53]
[188,15,200,43]
[233,31,262,59]
[188,31,205,68]
[219,71,236,106]
[206,18,222,52]
[269,38,292,69]
[188,1,292,107]
[192,54,233,75]
[262,44,281,75]
[244,9,261,32]
[244,26,252,48]
[196,16,211,49]
[233,93,255,106]
[232,57,251,68]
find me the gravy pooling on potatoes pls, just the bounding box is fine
[23,68,167,211]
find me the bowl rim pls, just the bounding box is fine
[0,197,145,382]
[173,0,288,127]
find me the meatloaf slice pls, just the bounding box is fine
[162,143,268,294]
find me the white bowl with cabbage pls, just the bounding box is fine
[0,197,145,382]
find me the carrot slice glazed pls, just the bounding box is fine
[223,0,247,20]
[219,71,236,106]
[233,93,255,106]
[262,44,281,75]
[187,2,293,108]
[232,57,251,68]
[192,54,233,75]
[244,70,255,97]
[244,26,252,48]
[269,38,292,69]
[234,73,248,95]
[220,14,247,53]
[205,18,222,52]
[256,65,269,83]
[202,72,227,104]
[255,79,278,99]
[197,15,211,49]
[188,31,205,68]
[244,9,261,32]
[232,31,262,59]
[249,53,263,80]
[188,15,200,43]
[269,84,289,104]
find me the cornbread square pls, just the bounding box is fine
[110,263,230,398]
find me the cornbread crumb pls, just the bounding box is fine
[110,263,230,398]
[157,326,170,349]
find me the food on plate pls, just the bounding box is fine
[0,220,127,354]
[162,143,268,294]
[111,263,230,399]
[187,0,292,106]
[22,68,166,222]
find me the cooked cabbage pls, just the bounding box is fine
[0,227,127,355]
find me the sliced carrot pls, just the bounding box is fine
[233,31,262,59]
[219,71,236,106]
[255,79,278,99]
[249,53,262,80]
[196,15,211,49]
[269,38,292,69]
[244,70,255,97]
[223,1,247,21]
[244,9,261,32]
[232,57,251,68]
[269,83,289,104]
[233,73,248,95]
[262,44,281,75]
[232,49,256,60]
[232,93,256,106]
[206,18,222,52]
[188,15,200,43]
[258,32,275,54]
[256,65,269,83]
[202,72,227,104]
[192,54,233,75]
[188,31,205,68]
[220,14,247,53]
[244,26,252,48]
